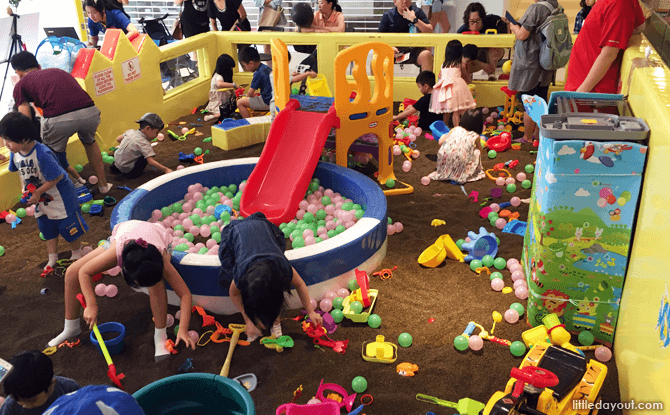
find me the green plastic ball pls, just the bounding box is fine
[522,180,532,189]
[74,164,84,173]
[315,237,323,244]
[292,237,305,249]
[209,224,220,233]
[387,217,393,225]
[348,278,360,291]
[174,225,185,232]
[489,217,498,227]
[456,239,465,249]
[525,164,534,174]
[161,207,172,217]
[506,184,517,193]
[15,208,26,218]
[194,147,203,156]
[321,196,331,205]
[351,376,368,393]
[228,184,238,193]
[487,212,499,221]
[342,202,354,211]
[354,210,365,220]
[493,257,506,270]
[490,271,503,280]
[303,212,314,223]
[398,332,413,347]
[198,247,209,255]
[308,182,319,192]
[385,179,395,188]
[367,314,382,328]
[212,232,222,243]
[454,335,469,351]
[331,309,344,323]
[350,301,363,314]
[481,255,494,267]
[335,225,346,234]
[190,215,201,226]
[101,151,108,157]
[578,331,595,346]
[171,202,183,213]
[510,341,527,357]
[184,233,194,242]
[327,230,337,238]
[81,203,91,213]
[510,302,525,316]
[174,325,180,336]
[332,297,344,310]
[469,259,483,271]
[488,150,497,159]
[175,243,189,252]
[40,232,46,241]
[316,210,327,220]
[0,246,4,256]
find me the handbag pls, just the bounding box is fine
[258,5,285,27]
[172,3,183,40]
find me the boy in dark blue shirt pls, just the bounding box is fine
[237,47,272,119]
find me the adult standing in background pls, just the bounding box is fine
[209,0,249,31]
[301,0,345,33]
[174,0,210,39]
[419,0,450,33]
[84,0,138,48]
[565,0,645,93]
[378,0,434,73]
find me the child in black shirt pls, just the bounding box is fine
[393,71,442,132]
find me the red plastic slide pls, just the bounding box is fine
[240,99,339,225]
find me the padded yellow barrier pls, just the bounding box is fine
[211,116,272,151]
[613,36,670,414]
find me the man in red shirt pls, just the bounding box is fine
[565,0,645,93]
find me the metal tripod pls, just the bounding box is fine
[0,13,25,103]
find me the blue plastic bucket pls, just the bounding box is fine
[89,322,126,355]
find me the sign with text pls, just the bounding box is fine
[93,68,116,96]
[122,57,141,84]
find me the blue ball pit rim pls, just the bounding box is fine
[89,322,126,355]
[132,373,255,415]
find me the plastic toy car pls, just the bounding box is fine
[481,343,607,415]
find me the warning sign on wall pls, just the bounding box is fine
[122,57,141,84]
[93,68,116,97]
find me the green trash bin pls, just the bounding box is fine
[133,373,255,415]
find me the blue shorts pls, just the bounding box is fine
[55,151,70,170]
[37,212,89,242]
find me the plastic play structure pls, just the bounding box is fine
[269,38,411,197]
[111,160,387,315]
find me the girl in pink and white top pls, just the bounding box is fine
[301,0,345,33]
[48,220,196,361]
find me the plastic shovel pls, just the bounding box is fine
[416,393,485,415]
[220,323,246,377]
[76,294,125,389]
[261,335,294,348]
[232,373,258,392]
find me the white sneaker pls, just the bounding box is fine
[271,322,282,338]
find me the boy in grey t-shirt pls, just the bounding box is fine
[110,113,172,180]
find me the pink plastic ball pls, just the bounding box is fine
[239,182,246,192]
[495,177,506,186]
[507,258,520,269]
[177,165,185,170]
[319,298,333,312]
[509,263,523,273]
[192,192,203,201]
[5,214,17,223]
[157,133,165,141]
[408,134,417,142]
[515,286,529,299]
[309,298,318,310]
[491,278,505,291]
[393,146,402,156]
[495,218,507,229]
[193,208,203,215]
[469,335,484,351]
[595,346,612,362]
[326,221,336,231]
[26,205,35,216]
[206,205,216,215]
[307,204,318,214]
[337,288,350,298]
[206,239,217,249]
[166,314,174,328]
[108,266,121,276]
[88,175,99,185]
[299,200,309,210]
[511,270,525,281]
[307,398,321,405]
[188,247,199,253]
[95,283,107,296]
[411,150,420,159]
[387,224,396,236]
[395,132,403,140]
[324,205,336,215]
[491,112,498,118]
[402,161,412,172]
[505,309,520,324]
[505,177,516,185]
[188,330,199,343]
[344,221,356,229]
[324,291,337,300]
[152,209,162,220]
[181,127,189,135]
[482,107,490,114]
[393,222,404,233]
[486,116,494,124]
[489,203,500,213]
[302,229,315,238]
[189,226,200,237]
[200,226,211,238]
[415,127,422,135]
[304,236,316,245]
[82,246,94,255]
[194,242,205,250]
[421,176,431,186]
[105,284,118,297]
[188,185,197,193]
[174,230,184,238]
[296,210,306,220]
[175,310,182,320]
[516,172,527,182]
[510,197,521,207]
[513,279,527,289]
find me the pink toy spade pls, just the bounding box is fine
[76,294,125,389]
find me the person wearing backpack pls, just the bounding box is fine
[565,0,645,94]
[502,0,565,143]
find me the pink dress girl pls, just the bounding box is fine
[430,66,476,115]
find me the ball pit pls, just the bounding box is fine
[111,159,387,315]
